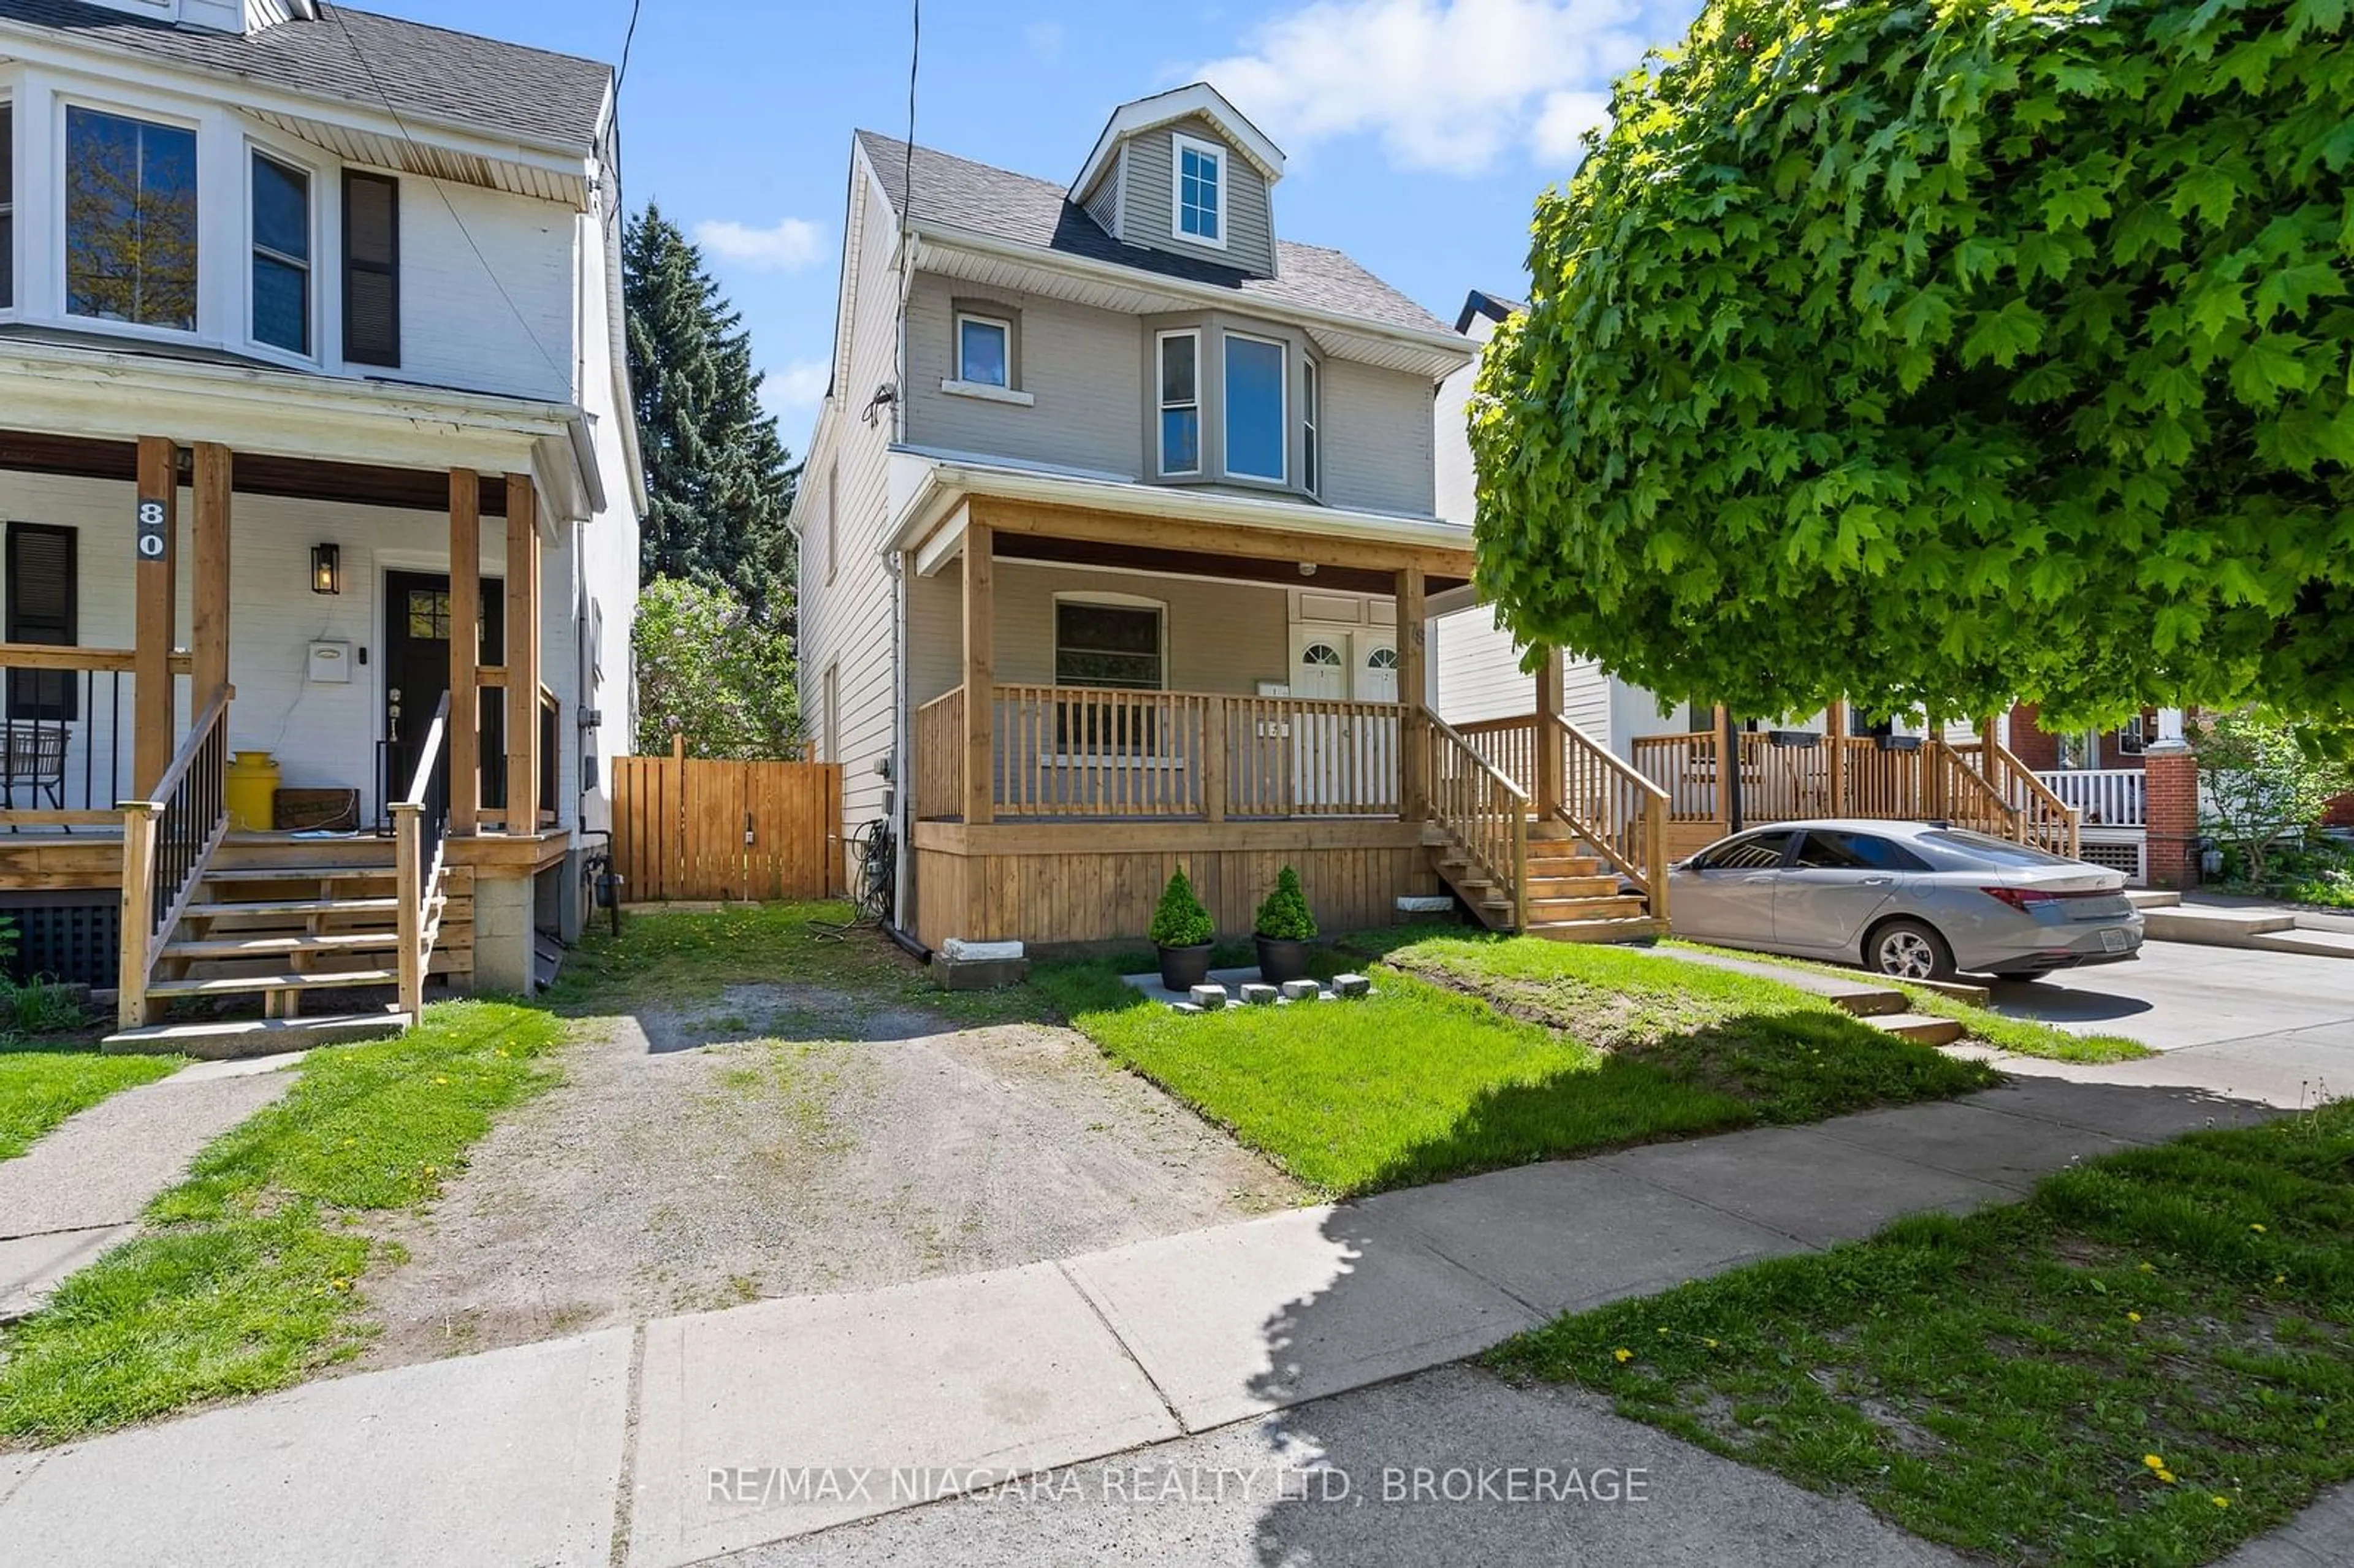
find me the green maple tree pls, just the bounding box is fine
[1472,0,2354,737]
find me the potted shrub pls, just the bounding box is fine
[1149,867,1215,991]
[1252,866,1317,984]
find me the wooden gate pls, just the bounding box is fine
[611,742,843,902]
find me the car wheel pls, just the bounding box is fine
[1866,918,1954,983]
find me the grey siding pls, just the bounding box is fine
[904,273,1145,476]
[1118,117,1277,278]
[911,560,1291,704]
[1318,357,1437,516]
[1081,146,1124,237]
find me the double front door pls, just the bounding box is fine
[383,569,503,810]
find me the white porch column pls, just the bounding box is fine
[2149,707,2188,753]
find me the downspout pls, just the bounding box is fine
[887,232,920,940]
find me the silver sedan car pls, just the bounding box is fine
[1666,820,2144,981]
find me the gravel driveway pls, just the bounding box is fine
[360,978,1302,1368]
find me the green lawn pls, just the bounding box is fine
[1488,1102,2354,1568]
[1663,940,2153,1064]
[1035,933,2000,1196]
[0,1001,562,1445]
[0,1046,181,1162]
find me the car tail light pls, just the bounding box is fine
[1981,886,2059,913]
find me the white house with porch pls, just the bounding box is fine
[0,0,642,1046]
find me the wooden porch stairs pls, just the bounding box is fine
[102,837,432,1056]
[1427,820,1668,944]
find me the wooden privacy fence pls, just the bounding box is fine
[611,742,843,902]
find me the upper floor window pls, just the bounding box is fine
[1224,332,1286,483]
[1301,358,1320,496]
[956,311,1010,388]
[342,169,401,367]
[252,152,312,355]
[1,103,15,310]
[1157,330,1200,476]
[65,107,198,332]
[1173,134,1224,247]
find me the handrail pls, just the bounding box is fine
[0,642,194,675]
[392,692,454,1021]
[1981,739,2081,856]
[1423,708,1532,930]
[117,683,234,1030]
[1547,712,1672,919]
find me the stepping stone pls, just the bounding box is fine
[1279,980,1322,1002]
[1188,984,1229,1010]
[1170,1002,1205,1015]
[1240,984,1279,1005]
[1333,973,1371,999]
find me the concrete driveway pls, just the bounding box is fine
[1982,939,2354,1053]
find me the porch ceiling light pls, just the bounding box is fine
[311,542,342,595]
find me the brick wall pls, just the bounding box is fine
[2006,704,2060,771]
[2327,792,2354,829]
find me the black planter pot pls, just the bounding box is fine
[1157,942,1214,992]
[1254,935,1312,986]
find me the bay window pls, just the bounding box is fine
[252,151,312,354]
[66,106,199,331]
[1157,330,1200,476]
[1301,357,1321,495]
[1222,332,1286,483]
[1,103,13,310]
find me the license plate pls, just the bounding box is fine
[2100,928,2130,954]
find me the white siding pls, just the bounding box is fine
[387,177,578,405]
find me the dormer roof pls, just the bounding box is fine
[1068,82,1285,205]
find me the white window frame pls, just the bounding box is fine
[0,94,16,319]
[1156,328,1202,478]
[55,94,205,343]
[1301,356,1320,497]
[246,142,319,363]
[1170,132,1227,251]
[953,309,1011,389]
[1222,330,1289,486]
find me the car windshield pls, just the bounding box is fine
[1920,828,2082,868]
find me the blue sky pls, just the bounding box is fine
[381,0,1696,456]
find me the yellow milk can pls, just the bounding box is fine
[224,750,282,832]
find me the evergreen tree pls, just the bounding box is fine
[622,204,799,624]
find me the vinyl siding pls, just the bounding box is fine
[796,170,905,853]
[1317,357,1437,516]
[910,560,1290,705]
[386,176,578,405]
[1431,604,1610,742]
[1081,146,1124,237]
[903,275,1145,477]
[1118,117,1277,278]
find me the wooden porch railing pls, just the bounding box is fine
[1424,712,1531,929]
[1550,714,1672,921]
[918,684,1406,821]
[1970,740,2081,855]
[1458,715,1539,796]
[391,692,453,1020]
[0,642,192,824]
[117,685,232,1029]
[914,687,966,821]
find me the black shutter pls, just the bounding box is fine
[6,523,77,721]
[343,170,402,367]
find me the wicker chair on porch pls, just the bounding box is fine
[2,723,70,826]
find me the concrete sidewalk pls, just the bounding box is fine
[0,1047,2309,1568]
[0,1052,302,1321]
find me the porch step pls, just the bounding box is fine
[1525,894,1650,923]
[200,866,395,885]
[102,1008,411,1059]
[161,931,402,961]
[145,968,400,999]
[1524,875,1621,899]
[183,896,401,920]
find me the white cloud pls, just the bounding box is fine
[694,216,825,272]
[1195,0,1642,175]
[1024,20,1065,59]
[760,359,830,424]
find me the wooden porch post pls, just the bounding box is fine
[449,473,481,834]
[191,444,231,705]
[504,474,541,831]
[1826,698,1848,816]
[1534,647,1564,820]
[132,437,178,796]
[1396,565,1427,822]
[962,520,995,825]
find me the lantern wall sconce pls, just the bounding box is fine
[310,543,341,595]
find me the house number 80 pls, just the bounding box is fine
[135,499,169,560]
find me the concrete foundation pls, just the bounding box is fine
[472,875,536,995]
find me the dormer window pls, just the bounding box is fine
[1173,134,1224,248]
[956,311,1010,388]
[65,106,199,332]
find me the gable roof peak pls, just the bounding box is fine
[1070,82,1285,202]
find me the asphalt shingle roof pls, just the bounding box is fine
[856,131,1449,337]
[0,1,611,153]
